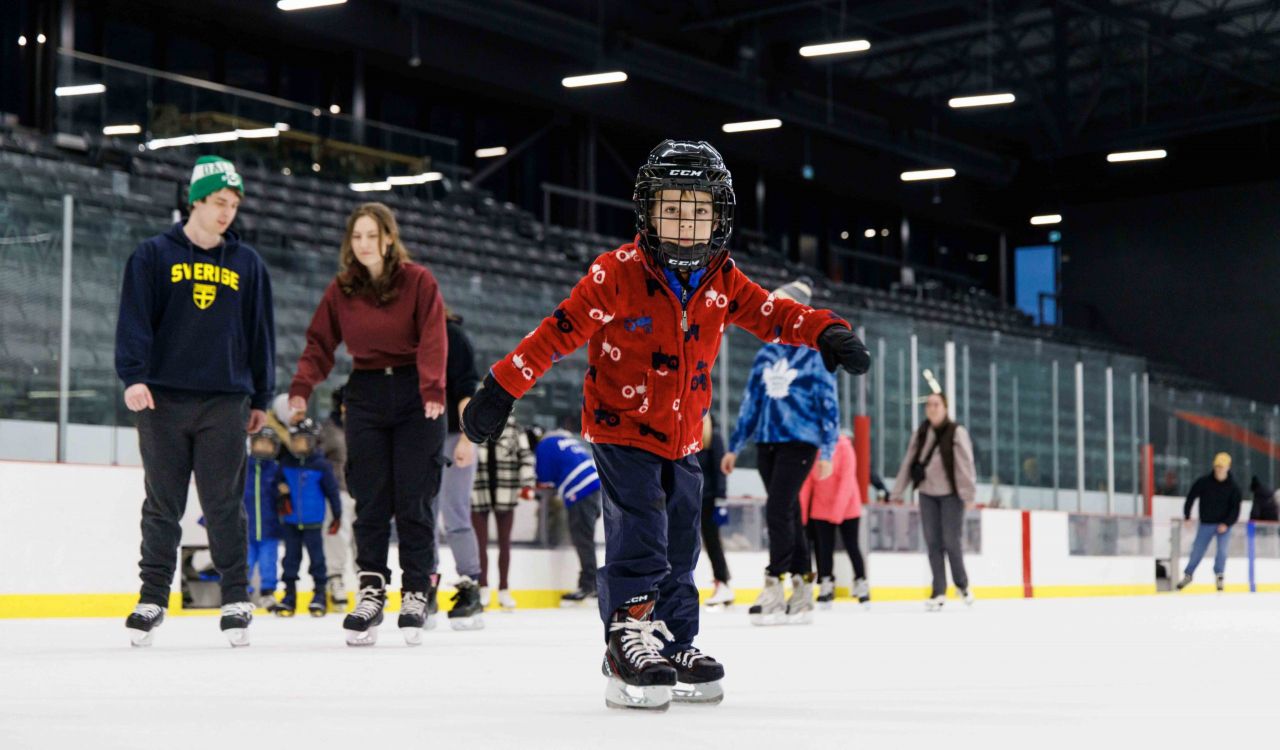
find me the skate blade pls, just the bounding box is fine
[448,614,485,631]
[273,609,295,618]
[787,610,815,625]
[604,679,671,712]
[424,615,438,631]
[925,602,944,612]
[817,600,833,610]
[345,628,379,647]
[401,626,425,646]
[560,600,589,609]
[128,628,155,648]
[309,609,326,618]
[672,681,724,705]
[749,611,786,626]
[223,628,251,648]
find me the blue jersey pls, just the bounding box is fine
[534,431,601,507]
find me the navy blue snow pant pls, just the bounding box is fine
[592,444,703,655]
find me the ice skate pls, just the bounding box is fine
[1215,575,1225,592]
[704,581,734,609]
[667,647,725,705]
[271,583,297,617]
[308,586,327,617]
[220,601,255,647]
[748,574,786,626]
[255,590,277,610]
[602,594,676,711]
[344,572,386,647]
[1176,573,1193,591]
[125,603,165,647]
[398,590,431,645]
[560,588,597,608]
[447,577,485,631]
[479,586,490,609]
[925,594,946,612]
[498,589,516,611]
[854,577,871,607]
[816,576,835,610]
[960,587,975,607]
[786,573,815,624]
[327,576,348,606]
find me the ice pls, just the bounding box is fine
[1,594,1274,748]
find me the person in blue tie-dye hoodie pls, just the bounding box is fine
[722,278,839,627]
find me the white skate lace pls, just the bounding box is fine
[670,648,708,670]
[609,617,674,669]
[351,586,384,621]
[220,601,254,619]
[132,603,163,619]
[401,591,428,617]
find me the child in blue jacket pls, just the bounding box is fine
[245,428,283,609]
[275,419,342,617]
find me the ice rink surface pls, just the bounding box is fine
[2,593,1274,749]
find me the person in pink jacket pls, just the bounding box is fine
[798,433,869,607]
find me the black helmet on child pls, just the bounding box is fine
[252,426,281,449]
[288,418,321,456]
[633,139,736,271]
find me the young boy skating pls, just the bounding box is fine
[463,140,869,710]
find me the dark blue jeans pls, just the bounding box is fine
[1185,522,1232,577]
[592,444,703,654]
[281,525,327,588]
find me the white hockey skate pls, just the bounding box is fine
[853,577,871,608]
[786,574,815,625]
[924,594,946,612]
[960,587,975,607]
[498,589,516,611]
[704,581,734,609]
[815,576,835,610]
[748,574,786,626]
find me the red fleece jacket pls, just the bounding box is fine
[491,239,850,460]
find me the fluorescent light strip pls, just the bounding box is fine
[350,181,392,192]
[277,0,346,10]
[145,128,281,150]
[1030,214,1062,226]
[722,118,782,133]
[799,39,871,57]
[54,83,106,97]
[102,124,142,136]
[561,71,628,88]
[948,92,1016,109]
[1107,149,1166,163]
[386,172,443,186]
[900,168,956,182]
[236,127,280,139]
[475,146,508,158]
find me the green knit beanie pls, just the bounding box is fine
[188,155,245,205]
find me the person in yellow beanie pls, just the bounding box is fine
[1176,452,1242,592]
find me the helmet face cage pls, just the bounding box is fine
[634,141,736,271]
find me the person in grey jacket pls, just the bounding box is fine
[890,392,977,611]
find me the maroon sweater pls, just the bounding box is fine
[290,262,448,406]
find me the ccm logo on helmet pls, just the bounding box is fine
[669,169,704,177]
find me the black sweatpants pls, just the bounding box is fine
[136,389,250,607]
[568,491,602,592]
[757,441,816,577]
[281,525,326,588]
[699,491,731,583]
[344,367,446,593]
[810,518,866,580]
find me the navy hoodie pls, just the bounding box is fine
[115,223,275,409]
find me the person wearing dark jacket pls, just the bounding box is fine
[115,155,274,648]
[288,202,448,646]
[245,428,283,610]
[273,419,342,616]
[1249,476,1278,522]
[1177,453,1243,592]
[696,415,733,607]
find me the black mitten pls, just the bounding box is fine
[817,325,871,375]
[462,374,517,444]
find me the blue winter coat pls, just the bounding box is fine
[278,453,341,527]
[728,343,839,460]
[243,456,282,541]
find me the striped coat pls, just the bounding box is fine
[472,419,535,512]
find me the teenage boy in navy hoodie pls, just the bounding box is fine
[115,155,276,647]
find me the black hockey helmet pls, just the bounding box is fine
[251,426,281,449]
[288,418,321,455]
[633,139,736,271]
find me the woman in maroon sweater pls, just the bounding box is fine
[288,202,448,646]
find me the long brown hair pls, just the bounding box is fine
[337,202,410,304]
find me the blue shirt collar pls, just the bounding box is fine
[662,267,706,301]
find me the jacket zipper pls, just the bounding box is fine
[254,463,262,542]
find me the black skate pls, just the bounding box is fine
[125,603,165,647]
[309,585,327,617]
[425,573,440,631]
[1215,575,1225,592]
[272,583,297,617]
[1175,573,1193,591]
[447,577,485,631]
[344,572,386,647]
[667,648,725,705]
[220,601,255,647]
[398,590,431,645]
[602,594,677,711]
[559,588,597,608]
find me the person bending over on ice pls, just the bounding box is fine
[463,140,870,711]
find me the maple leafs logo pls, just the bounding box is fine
[762,357,799,399]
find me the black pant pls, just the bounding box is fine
[568,491,602,592]
[281,525,326,588]
[699,492,731,583]
[757,441,816,577]
[810,518,866,580]
[136,389,250,607]
[919,493,969,597]
[344,367,446,592]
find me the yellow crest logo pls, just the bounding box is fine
[192,283,217,310]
